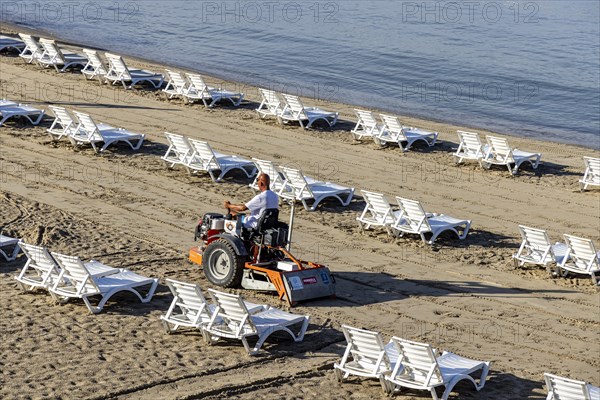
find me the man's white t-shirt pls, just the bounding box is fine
[244,190,279,228]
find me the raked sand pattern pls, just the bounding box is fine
[1,36,599,399]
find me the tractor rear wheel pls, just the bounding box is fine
[202,239,245,288]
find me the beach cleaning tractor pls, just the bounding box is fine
[189,205,335,306]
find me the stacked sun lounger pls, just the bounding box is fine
[357,190,471,244]
[334,325,491,398]
[15,243,158,314]
[256,88,338,129]
[513,225,600,287]
[160,280,309,355]
[47,105,145,152]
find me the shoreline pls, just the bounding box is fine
[2,21,597,151]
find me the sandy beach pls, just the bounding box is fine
[1,31,599,400]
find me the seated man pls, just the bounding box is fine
[224,173,279,229]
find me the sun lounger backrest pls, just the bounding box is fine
[208,289,257,335]
[396,197,431,232]
[487,135,515,162]
[105,53,131,79]
[39,38,63,62]
[456,130,484,156]
[51,252,100,294]
[544,373,595,400]
[380,114,407,140]
[73,111,103,141]
[82,49,107,74]
[355,109,379,129]
[259,88,280,109]
[187,73,209,93]
[164,132,191,155]
[361,190,394,222]
[280,166,313,198]
[342,325,391,372]
[517,225,553,262]
[19,243,60,276]
[563,234,599,272]
[166,278,211,315]
[187,139,220,170]
[49,105,75,129]
[251,158,285,191]
[166,69,188,90]
[282,94,307,119]
[583,156,600,184]
[19,33,42,54]
[391,337,443,387]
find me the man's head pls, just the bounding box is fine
[257,173,270,192]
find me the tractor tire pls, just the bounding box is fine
[202,239,245,288]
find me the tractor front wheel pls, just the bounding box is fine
[202,239,245,288]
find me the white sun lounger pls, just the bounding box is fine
[351,109,382,140]
[47,105,78,139]
[47,106,114,140]
[513,225,568,271]
[279,166,354,211]
[18,33,43,63]
[70,111,145,152]
[375,114,438,151]
[0,235,20,262]
[249,158,288,193]
[37,38,88,72]
[481,135,541,174]
[185,139,256,182]
[160,278,267,333]
[579,156,600,191]
[81,49,108,81]
[105,53,164,89]
[15,243,118,292]
[334,325,398,391]
[384,337,491,399]
[202,289,309,355]
[356,190,400,236]
[184,73,244,107]
[0,101,45,127]
[0,36,25,52]
[454,130,488,164]
[392,197,471,244]
[162,132,193,168]
[556,234,600,286]
[544,373,600,400]
[256,88,283,119]
[163,69,189,99]
[49,252,158,314]
[278,94,338,129]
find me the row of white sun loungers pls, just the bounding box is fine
[163,69,244,107]
[162,132,355,210]
[47,105,145,152]
[514,225,600,286]
[256,88,339,129]
[17,33,164,89]
[352,109,439,151]
[357,190,471,244]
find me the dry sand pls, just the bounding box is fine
[0,33,599,400]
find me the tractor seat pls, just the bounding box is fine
[245,208,288,247]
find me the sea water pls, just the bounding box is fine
[2,0,599,148]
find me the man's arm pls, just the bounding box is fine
[224,200,248,214]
